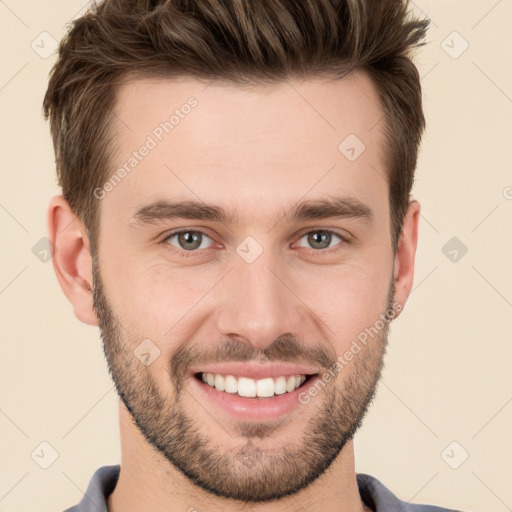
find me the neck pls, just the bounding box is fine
[108,402,372,512]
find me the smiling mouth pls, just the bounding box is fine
[194,372,317,398]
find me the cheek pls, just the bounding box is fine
[108,263,214,342]
[296,259,392,346]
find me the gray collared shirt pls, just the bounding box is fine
[63,465,464,512]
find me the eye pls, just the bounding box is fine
[163,230,213,252]
[160,228,348,258]
[296,230,346,252]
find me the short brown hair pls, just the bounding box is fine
[43,0,429,252]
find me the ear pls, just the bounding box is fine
[47,195,99,326]
[391,199,420,318]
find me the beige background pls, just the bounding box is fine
[1,1,511,511]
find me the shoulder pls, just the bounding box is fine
[357,473,466,512]
[61,465,120,512]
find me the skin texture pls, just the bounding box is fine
[48,69,420,512]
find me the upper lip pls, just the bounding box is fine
[189,362,320,380]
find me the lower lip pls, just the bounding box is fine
[190,374,320,421]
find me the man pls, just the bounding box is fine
[44,0,464,511]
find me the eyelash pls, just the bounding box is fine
[159,228,349,258]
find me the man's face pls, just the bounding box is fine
[93,72,398,501]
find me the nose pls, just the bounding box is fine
[214,246,306,352]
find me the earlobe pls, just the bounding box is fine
[47,195,99,326]
[391,199,421,317]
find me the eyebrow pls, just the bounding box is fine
[130,196,374,227]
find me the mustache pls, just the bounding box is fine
[170,335,338,390]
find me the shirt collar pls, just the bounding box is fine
[66,465,455,512]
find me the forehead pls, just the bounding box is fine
[104,71,388,226]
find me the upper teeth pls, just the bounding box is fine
[201,373,307,397]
